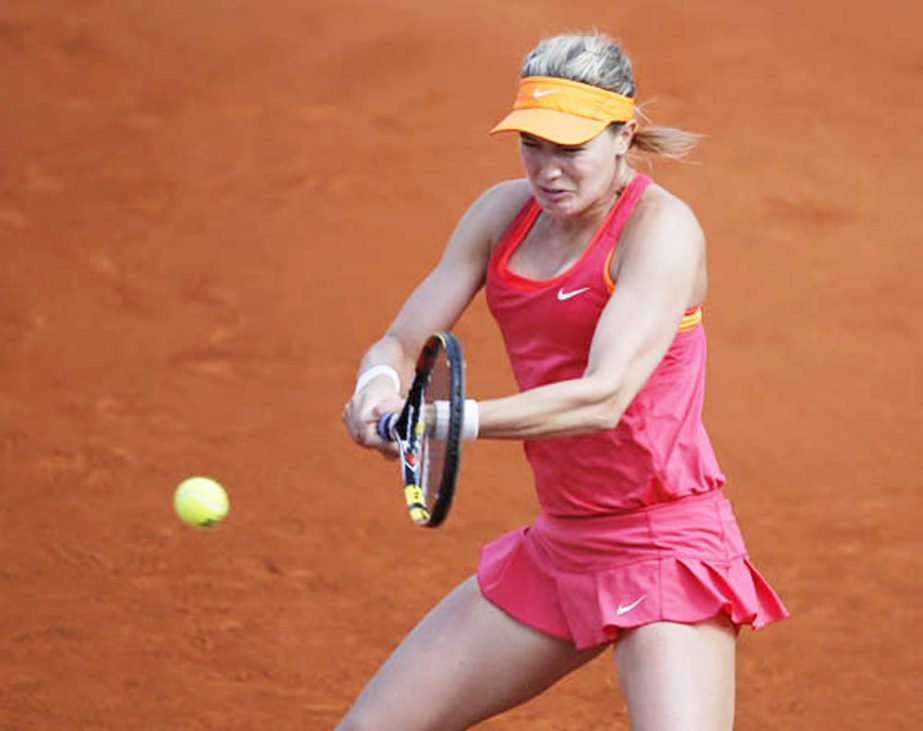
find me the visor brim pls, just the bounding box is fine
[488,109,610,146]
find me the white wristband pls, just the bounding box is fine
[433,400,450,440]
[463,399,479,440]
[353,364,400,395]
[433,399,479,441]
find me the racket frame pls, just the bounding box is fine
[378,331,464,528]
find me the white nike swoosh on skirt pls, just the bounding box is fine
[615,595,647,615]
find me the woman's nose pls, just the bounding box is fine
[537,157,562,181]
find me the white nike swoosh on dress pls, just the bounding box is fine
[556,287,590,301]
[532,89,559,98]
[615,595,646,615]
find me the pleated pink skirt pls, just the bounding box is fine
[477,490,788,650]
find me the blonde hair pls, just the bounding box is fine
[521,33,702,160]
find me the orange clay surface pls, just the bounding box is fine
[1,1,921,729]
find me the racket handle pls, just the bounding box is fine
[376,413,397,441]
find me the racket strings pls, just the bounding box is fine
[420,354,451,511]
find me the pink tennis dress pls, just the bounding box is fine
[478,174,788,649]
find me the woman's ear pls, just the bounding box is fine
[616,119,638,156]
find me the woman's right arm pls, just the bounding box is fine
[342,179,530,451]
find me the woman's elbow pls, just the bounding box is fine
[588,403,623,431]
[579,384,626,432]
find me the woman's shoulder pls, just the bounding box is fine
[462,178,534,248]
[627,178,704,245]
[636,179,698,222]
[476,178,533,220]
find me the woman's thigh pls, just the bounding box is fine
[614,617,737,731]
[336,575,605,731]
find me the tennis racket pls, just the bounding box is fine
[376,331,465,528]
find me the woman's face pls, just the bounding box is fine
[518,126,632,218]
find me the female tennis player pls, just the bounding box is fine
[339,32,788,731]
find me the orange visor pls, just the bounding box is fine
[489,76,635,145]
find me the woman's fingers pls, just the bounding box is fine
[343,388,405,451]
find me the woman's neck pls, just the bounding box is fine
[548,162,636,236]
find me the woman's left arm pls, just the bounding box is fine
[478,195,705,439]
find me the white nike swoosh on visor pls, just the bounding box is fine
[615,595,646,615]
[556,287,590,301]
[532,89,559,98]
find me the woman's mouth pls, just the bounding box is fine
[540,187,570,199]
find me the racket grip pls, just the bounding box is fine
[376,413,397,441]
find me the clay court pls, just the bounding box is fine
[2,0,920,728]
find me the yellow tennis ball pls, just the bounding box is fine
[173,476,229,528]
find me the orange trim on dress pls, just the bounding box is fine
[603,244,618,293]
[604,248,703,333]
[494,201,544,291]
[495,184,635,291]
[679,307,703,332]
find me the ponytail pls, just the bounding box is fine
[631,125,703,161]
[627,105,703,161]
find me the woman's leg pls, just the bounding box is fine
[614,617,737,731]
[336,576,605,731]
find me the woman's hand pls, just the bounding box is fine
[342,380,404,458]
